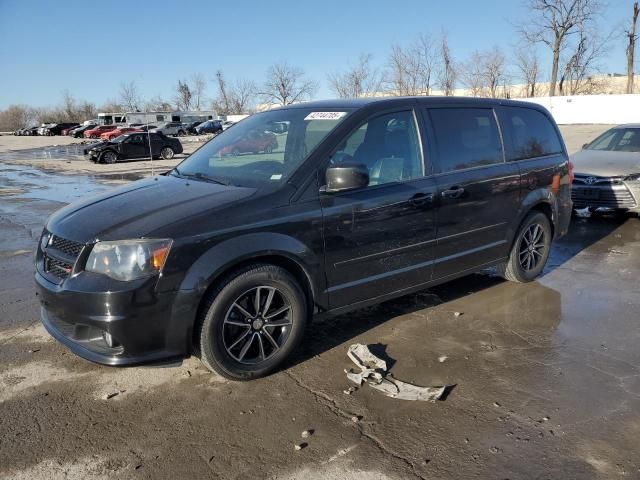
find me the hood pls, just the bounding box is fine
[84,141,111,153]
[46,174,256,243]
[570,149,640,177]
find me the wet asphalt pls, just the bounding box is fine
[0,160,639,479]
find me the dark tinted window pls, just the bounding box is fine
[429,108,503,173]
[501,107,563,160]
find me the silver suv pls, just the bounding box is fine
[151,122,187,137]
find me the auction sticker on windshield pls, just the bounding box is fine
[304,112,347,121]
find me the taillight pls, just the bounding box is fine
[568,161,574,184]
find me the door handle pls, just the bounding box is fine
[410,192,434,207]
[441,186,465,199]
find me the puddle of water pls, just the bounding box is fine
[0,162,112,203]
[0,143,96,162]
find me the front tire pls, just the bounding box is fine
[196,264,308,380]
[100,150,117,164]
[498,211,552,283]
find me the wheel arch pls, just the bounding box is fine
[507,189,557,249]
[177,232,326,350]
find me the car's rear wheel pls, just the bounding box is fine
[100,150,117,164]
[196,264,307,380]
[177,130,185,137]
[90,134,97,139]
[498,211,552,283]
[160,147,174,159]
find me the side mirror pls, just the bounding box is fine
[582,143,588,149]
[324,162,369,192]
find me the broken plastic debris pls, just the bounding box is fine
[345,344,449,402]
[438,355,448,363]
[294,443,307,451]
[574,207,591,218]
[301,429,313,438]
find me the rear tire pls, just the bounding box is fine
[497,211,552,283]
[160,146,174,159]
[196,264,308,380]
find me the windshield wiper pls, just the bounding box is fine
[181,171,230,186]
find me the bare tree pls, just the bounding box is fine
[627,1,639,93]
[213,71,256,115]
[328,53,381,98]
[145,95,173,111]
[461,47,508,98]
[174,80,193,110]
[261,62,316,106]
[119,81,143,111]
[437,33,457,96]
[515,47,540,97]
[100,99,123,113]
[191,73,207,110]
[521,0,602,96]
[558,25,609,95]
[460,52,485,96]
[0,105,35,131]
[382,34,437,96]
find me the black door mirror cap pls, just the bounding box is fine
[325,162,369,193]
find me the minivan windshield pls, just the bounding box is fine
[173,108,352,188]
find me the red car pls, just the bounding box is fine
[84,125,117,139]
[220,130,278,156]
[100,127,143,141]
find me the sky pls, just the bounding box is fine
[0,0,635,110]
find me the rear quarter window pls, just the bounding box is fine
[500,106,563,161]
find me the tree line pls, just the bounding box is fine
[1,0,638,132]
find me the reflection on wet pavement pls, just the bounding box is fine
[0,144,91,162]
[0,162,111,202]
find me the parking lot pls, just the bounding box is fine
[1,125,639,479]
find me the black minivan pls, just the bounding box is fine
[35,97,573,380]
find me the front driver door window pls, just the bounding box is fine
[320,109,437,309]
[331,111,423,185]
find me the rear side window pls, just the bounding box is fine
[501,107,563,161]
[429,108,503,173]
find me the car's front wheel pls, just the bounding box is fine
[100,150,118,164]
[196,264,308,380]
[498,211,552,283]
[160,147,174,159]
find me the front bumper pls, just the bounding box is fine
[35,269,196,366]
[572,176,640,211]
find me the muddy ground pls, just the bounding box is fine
[1,126,639,479]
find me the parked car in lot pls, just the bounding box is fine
[35,97,572,380]
[150,122,187,136]
[219,129,278,156]
[222,120,235,130]
[83,125,117,139]
[570,124,640,214]
[37,123,55,135]
[23,126,40,136]
[69,124,97,138]
[184,121,203,135]
[61,125,81,136]
[83,132,183,163]
[195,119,223,135]
[99,126,142,141]
[44,123,80,136]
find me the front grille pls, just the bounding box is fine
[42,234,85,280]
[44,256,74,279]
[50,235,84,257]
[571,185,637,209]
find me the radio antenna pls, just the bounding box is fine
[146,115,154,176]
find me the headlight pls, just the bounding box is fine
[86,239,172,281]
